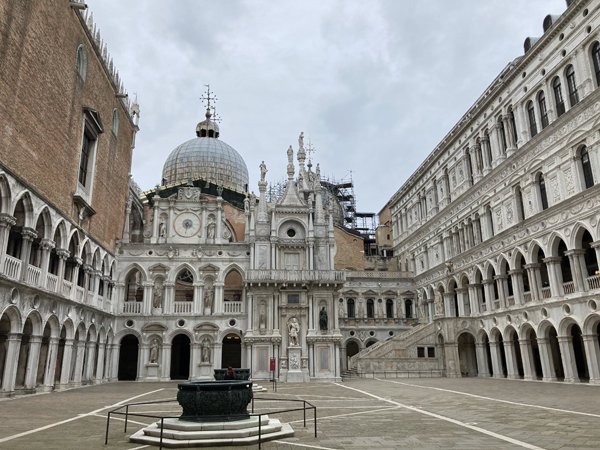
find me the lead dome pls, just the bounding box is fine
[161,110,249,192]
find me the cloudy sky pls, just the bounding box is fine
[89,0,566,214]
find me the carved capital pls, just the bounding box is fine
[0,213,16,228]
[56,248,70,259]
[40,239,56,251]
[22,227,38,241]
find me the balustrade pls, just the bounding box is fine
[3,255,21,280]
[123,301,142,314]
[174,302,192,313]
[523,292,532,303]
[46,273,58,292]
[507,295,515,306]
[246,269,346,282]
[76,286,85,302]
[541,286,552,299]
[586,274,600,290]
[26,265,42,286]
[224,302,242,313]
[562,282,575,295]
[61,280,73,298]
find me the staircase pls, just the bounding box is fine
[348,322,439,375]
[340,368,359,380]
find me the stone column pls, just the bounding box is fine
[467,284,478,316]
[443,232,453,260]
[58,339,74,388]
[565,249,586,292]
[163,281,175,314]
[70,257,83,301]
[193,282,204,315]
[542,257,563,297]
[503,114,517,155]
[84,341,97,383]
[214,282,224,315]
[1,333,22,393]
[0,214,16,267]
[24,335,42,390]
[480,136,492,174]
[39,239,55,289]
[503,340,519,379]
[43,337,60,390]
[72,341,86,385]
[95,343,105,384]
[216,199,223,244]
[524,263,541,301]
[489,124,502,167]
[583,334,600,385]
[110,343,120,381]
[471,145,482,182]
[139,281,153,314]
[475,343,491,377]
[489,341,503,378]
[482,280,494,312]
[82,264,93,304]
[91,270,102,307]
[190,342,200,380]
[557,336,579,383]
[518,338,536,381]
[494,275,507,309]
[536,337,557,381]
[213,342,223,370]
[456,288,468,316]
[19,228,37,282]
[443,293,454,318]
[508,269,524,305]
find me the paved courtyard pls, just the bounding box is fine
[0,377,599,449]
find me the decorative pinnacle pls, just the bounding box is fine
[306,137,316,163]
[200,84,218,112]
[210,105,222,124]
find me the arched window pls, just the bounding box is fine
[539,174,549,210]
[465,149,473,184]
[581,146,594,189]
[76,45,87,82]
[366,299,374,318]
[516,187,525,222]
[566,65,579,107]
[386,299,394,318]
[111,109,119,136]
[509,109,518,147]
[592,42,600,87]
[553,77,565,117]
[538,91,549,129]
[347,299,355,318]
[484,131,493,165]
[527,101,538,137]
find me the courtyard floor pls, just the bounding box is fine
[0,377,599,449]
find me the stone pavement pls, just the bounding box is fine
[0,377,599,449]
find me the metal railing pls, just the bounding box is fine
[105,396,317,450]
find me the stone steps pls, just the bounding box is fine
[129,415,294,448]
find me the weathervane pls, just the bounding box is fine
[200,84,218,112]
[306,137,316,163]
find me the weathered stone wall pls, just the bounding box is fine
[0,2,135,252]
[333,226,365,270]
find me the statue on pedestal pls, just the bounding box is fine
[288,317,300,346]
[260,161,268,182]
[158,221,167,238]
[201,339,211,363]
[153,287,163,309]
[319,307,328,331]
[204,289,214,310]
[207,220,215,239]
[149,339,159,363]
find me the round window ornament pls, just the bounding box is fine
[369,330,375,336]
[229,319,236,327]
[588,299,597,312]
[541,307,549,319]
[125,319,135,328]
[562,304,571,316]
[389,331,394,336]
[522,311,529,321]
[9,288,19,304]
[177,319,186,327]
[287,228,296,238]
[506,314,512,324]
[492,317,498,326]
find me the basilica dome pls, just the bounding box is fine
[161,110,249,193]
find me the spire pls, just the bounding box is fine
[196,84,220,138]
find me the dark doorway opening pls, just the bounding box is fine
[118,335,139,381]
[170,334,191,380]
[221,334,242,368]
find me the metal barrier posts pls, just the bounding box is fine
[159,417,165,450]
[124,404,129,432]
[104,412,111,445]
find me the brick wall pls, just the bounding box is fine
[333,226,365,270]
[0,2,135,252]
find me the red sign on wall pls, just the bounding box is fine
[270,357,276,371]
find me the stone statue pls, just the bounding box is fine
[201,339,211,363]
[319,306,328,331]
[287,145,293,165]
[204,289,214,309]
[244,196,250,213]
[158,221,166,238]
[288,317,300,346]
[207,220,215,239]
[338,302,344,318]
[290,353,300,370]
[153,287,163,309]
[259,308,266,328]
[418,301,425,320]
[298,132,304,150]
[149,339,159,363]
[435,291,443,315]
[260,161,267,182]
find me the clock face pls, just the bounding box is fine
[173,212,201,237]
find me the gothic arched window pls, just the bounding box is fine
[553,76,565,117]
[581,146,595,189]
[566,65,579,107]
[538,91,549,129]
[527,101,537,137]
[539,174,549,211]
[592,42,600,87]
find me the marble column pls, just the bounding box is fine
[536,337,557,382]
[489,341,503,378]
[508,269,524,305]
[542,257,563,297]
[58,339,74,388]
[24,335,42,390]
[1,333,22,393]
[583,334,600,385]
[503,340,519,379]
[43,337,60,390]
[475,342,491,377]
[557,336,579,383]
[0,214,16,267]
[518,338,536,381]
[565,250,586,292]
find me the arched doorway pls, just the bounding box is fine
[170,334,191,379]
[548,326,564,380]
[15,318,33,388]
[221,334,241,368]
[570,324,588,381]
[525,328,543,380]
[118,335,139,380]
[482,334,494,376]
[36,323,51,386]
[346,341,359,359]
[457,333,478,377]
